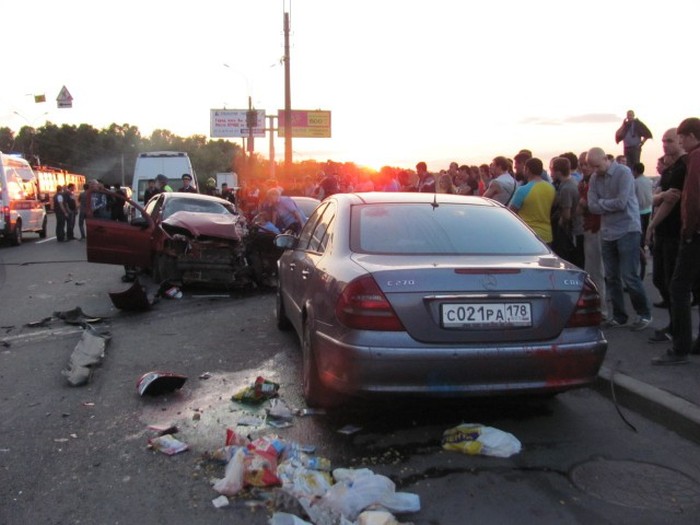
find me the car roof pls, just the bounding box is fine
[332,192,500,207]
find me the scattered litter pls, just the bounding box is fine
[318,468,420,521]
[237,414,266,427]
[357,510,403,525]
[267,398,294,428]
[109,278,152,311]
[74,281,86,286]
[337,425,362,435]
[137,371,187,396]
[212,495,230,509]
[1,341,10,348]
[148,434,188,456]
[61,325,112,386]
[54,307,103,325]
[193,412,201,421]
[226,428,250,447]
[163,286,183,300]
[441,423,521,458]
[213,447,247,495]
[199,372,212,380]
[232,376,280,404]
[25,317,53,328]
[82,402,95,407]
[70,433,78,439]
[269,512,313,525]
[53,438,69,443]
[296,408,327,417]
[0,448,9,453]
[147,424,179,436]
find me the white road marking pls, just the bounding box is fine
[36,237,57,244]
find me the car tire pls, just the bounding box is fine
[39,217,47,239]
[10,221,22,246]
[302,319,344,408]
[276,283,292,331]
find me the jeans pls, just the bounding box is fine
[602,231,651,323]
[66,211,76,239]
[652,234,680,330]
[669,234,700,355]
[78,212,86,239]
[624,145,641,168]
[639,213,650,279]
[584,229,608,319]
[55,212,66,241]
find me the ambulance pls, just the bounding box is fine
[0,152,48,245]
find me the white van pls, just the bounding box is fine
[0,152,47,245]
[131,151,197,204]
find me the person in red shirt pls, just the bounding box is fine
[653,117,700,364]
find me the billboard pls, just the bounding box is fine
[210,109,266,138]
[277,110,331,138]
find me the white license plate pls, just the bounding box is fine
[442,303,532,328]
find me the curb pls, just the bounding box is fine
[595,365,700,445]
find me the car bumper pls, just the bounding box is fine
[312,327,608,397]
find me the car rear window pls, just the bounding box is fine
[351,203,548,255]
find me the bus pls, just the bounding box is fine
[34,166,86,211]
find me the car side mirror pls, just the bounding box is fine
[131,217,149,229]
[274,233,297,250]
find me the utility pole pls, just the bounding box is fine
[283,10,292,175]
[246,95,256,180]
[267,114,277,180]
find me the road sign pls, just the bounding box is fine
[56,85,73,108]
[277,110,331,138]
[210,109,266,138]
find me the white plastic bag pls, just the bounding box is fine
[213,448,246,496]
[320,469,420,520]
[269,512,313,525]
[442,423,521,458]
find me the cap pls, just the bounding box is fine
[181,173,192,181]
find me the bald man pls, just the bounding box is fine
[587,147,652,331]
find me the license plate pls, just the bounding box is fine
[442,303,531,328]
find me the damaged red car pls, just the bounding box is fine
[86,191,252,287]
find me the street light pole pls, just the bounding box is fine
[267,115,277,180]
[283,10,292,175]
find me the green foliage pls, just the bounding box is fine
[4,122,243,185]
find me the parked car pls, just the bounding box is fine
[275,192,607,407]
[86,191,251,287]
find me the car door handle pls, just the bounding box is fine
[289,263,296,271]
[301,269,311,279]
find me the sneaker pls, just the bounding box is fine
[630,316,652,332]
[648,329,671,344]
[651,350,689,365]
[602,319,625,329]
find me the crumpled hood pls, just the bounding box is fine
[162,211,241,241]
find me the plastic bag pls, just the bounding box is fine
[232,376,280,404]
[441,423,521,458]
[321,469,420,520]
[148,434,188,456]
[357,511,401,525]
[269,513,313,525]
[214,448,247,496]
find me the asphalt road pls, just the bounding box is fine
[2,218,700,524]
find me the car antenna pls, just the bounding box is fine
[431,192,439,210]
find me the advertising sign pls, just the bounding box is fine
[277,110,331,138]
[210,109,266,138]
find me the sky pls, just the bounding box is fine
[2,0,698,172]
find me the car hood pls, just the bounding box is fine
[162,211,240,240]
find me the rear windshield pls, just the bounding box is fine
[351,203,549,256]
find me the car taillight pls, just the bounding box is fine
[567,277,602,327]
[2,206,9,224]
[336,275,404,331]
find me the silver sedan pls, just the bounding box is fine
[275,192,607,407]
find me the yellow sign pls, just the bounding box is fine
[277,110,331,138]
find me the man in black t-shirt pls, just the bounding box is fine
[645,128,686,342]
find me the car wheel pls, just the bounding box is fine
[10,221,22,246]
[276,283,292,331]
[39,217,47,239]
[302,319,343,408]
